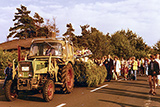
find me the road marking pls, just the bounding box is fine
[118,78,124,81]
[56,103,66,107]
[144,95,152,107]
[90,84,108,92]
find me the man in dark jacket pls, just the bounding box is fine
[148,55,159,95]
[104,54,114,82]
[2,62,13,88]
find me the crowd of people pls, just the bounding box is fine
[94,54,160,95]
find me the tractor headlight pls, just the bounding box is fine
[19,72,23,77]
[28,73,32,77]
[22,66,29,71]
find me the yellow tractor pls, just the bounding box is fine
[5,38,75,102]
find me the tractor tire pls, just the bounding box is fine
[43,79,55,102]
[5,80,18,101]
[58,63,74,94]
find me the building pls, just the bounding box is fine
[0,38,33,51]
[0,32,57,51]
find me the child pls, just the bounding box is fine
[127,59,132,80]
[123,61,128,80]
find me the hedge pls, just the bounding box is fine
[73,59,107,87]
[0,50,18,79]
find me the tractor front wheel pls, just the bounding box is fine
[43,79,55,102]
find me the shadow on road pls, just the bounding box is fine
[137,78,148,82]
[99,99,140,107]
[0,88,65,102]
[18,95,45,102]
[110,80,149,89]
[102,87,149,95]
[96,87,160,103]
[18,90,65,102]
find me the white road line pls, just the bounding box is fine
[90,84,108,92]
[118,78,124,81]
[56,103,66,107]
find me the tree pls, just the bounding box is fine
[63,23,75,41]
[33,13,49,38]
[153,40,160,54]
[110,29,149,59]
[75,25,112,58]
[81,24,90,36]
[46,17,59,38]
[111,31,134,59]
[125,29,146,51]
[77,25,91,48]
[33,12,44,37]
[7,5,36,39]
[89,27,111,58]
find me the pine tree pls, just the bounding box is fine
[7,5,36,39]
[33,12,49,38]
[63,23,75,41]
[45,17,59,38]
[33,12,44,37]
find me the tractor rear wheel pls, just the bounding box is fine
[58,63,74,94]
[5,80,18,101]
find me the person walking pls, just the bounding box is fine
[123,61,128,80]
[100,56,106,66]
[113,56,121,80]
[2,62,13,89]
[116,57,121,78]
[137,59,141,75]
[132,57,138,80]
[105,54,114,82]
[144,57,149,76]
[140,58,145,76]
[120,57,125,77]
[155,54,160,87]
[127,57,132,80]
[148,55,159,95]
[155,54,160,69]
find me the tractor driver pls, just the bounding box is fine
[45,45,55,56]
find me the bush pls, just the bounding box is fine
[0,69,5,79]
[0,50,18,79]
[73,59,107,87]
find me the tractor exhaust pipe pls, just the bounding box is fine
[18,45,21,61]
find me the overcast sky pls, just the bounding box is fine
[0,0,160,46]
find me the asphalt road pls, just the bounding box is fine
[1,76,160,107]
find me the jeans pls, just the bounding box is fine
[144,66,148,75]
[133,70,137,80]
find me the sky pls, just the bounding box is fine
[0,0,160,46]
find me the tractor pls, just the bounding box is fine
[4,38,75,102]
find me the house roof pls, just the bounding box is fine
[0,38,33,51]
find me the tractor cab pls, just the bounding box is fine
[29,41,62,57]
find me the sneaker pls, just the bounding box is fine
[152,92,156,96]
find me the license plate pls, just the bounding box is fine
[22,67,29,71]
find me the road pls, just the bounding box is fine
[1,76,160,107]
